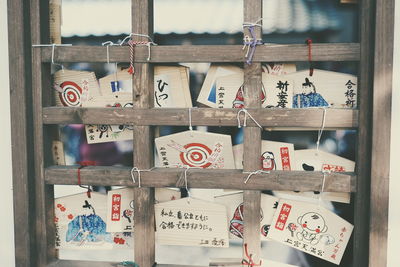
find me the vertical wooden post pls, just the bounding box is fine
[8,0,34,266]
[243,0,262,262]
[369,0,394,266]
[353,0,375,265]
[31,0,57,266]
[132,1,156,267]
[49,0,62,44]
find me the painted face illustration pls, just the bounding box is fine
[301,78,316,95]
[296,212,329,245]
[232,85,266,108]
[298,212,327,234]
[261,151,276,171]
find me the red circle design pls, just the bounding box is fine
[180,143,212,168]
[59,81,82,107]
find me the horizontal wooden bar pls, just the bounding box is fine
[48,261,208,267]
[48,260,116,267]
[42,107,358,128]
[45,166,355,192]
[37,43,360,63]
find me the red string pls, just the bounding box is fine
[127,40,149,75]
[76,161,96,198]
[127,40,135,75]
[241,243,262,267]
[306,38,314,76]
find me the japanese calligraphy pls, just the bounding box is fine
[268,199,354,265]
[155,198,229,247]
[154,75,171,107]
[276,80,289,108]
[344,80,356,108]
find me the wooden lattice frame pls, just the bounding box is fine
[7,0,394,266]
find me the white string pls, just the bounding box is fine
[32,44,73,47]
[51,43,55,64]
[242,35,252,57]
[183,166,192,199]
[130,167,141,187]
[243,18,264,28]
[48,43,65,72]
[318,170,330,207]
[102,41,116,64]
[119,33,157,61]
[316,107,327,154]
[102,41,119,86]
[237,108,262,129]
[243,170,270,184]
[130,167,155,188]
[32,44,71,72]
[188,107,196,136]
[174,165,202,202]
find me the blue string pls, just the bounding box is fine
[243,25,263,65]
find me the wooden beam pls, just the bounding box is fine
[37,43,360,63]
[131,1,155,267]
[48,260,116,267]
[352,0,375,265]
[31,0,57,266]
[44,166,356,192]
[49,262,209,267]
[7,0,35,266]
[369,0,394,266]
[242,0,263,261]
[42,107,358,128]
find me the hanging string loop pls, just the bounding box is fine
[237,108,262,129]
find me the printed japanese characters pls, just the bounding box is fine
[262,73,294,108]
[53,69,101,107]
[199,63,295,108]
[233,140,295,171]
[155,130,235,169]
[197,65,242,108]
[83,93,133,144]
[285,69,357,108]
[154,66,192,108]
[106,188,181,233]
[268,199,353,265]
[215,193,279,241]
[155,198,229,247]
[107,188,134,233]
[214,72,294,109]
[54,192,113,249]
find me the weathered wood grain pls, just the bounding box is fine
[7,0,35,266]
[48,260,116,267]
[42,107,358,128]
[369,0,394,266]
[44,166,356,192]
[352,0,375,266]
[31,0,57,266]
[49,262,209,267]
[37,44,360,63]
[132,1,156,267]
[242,1,263,261]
